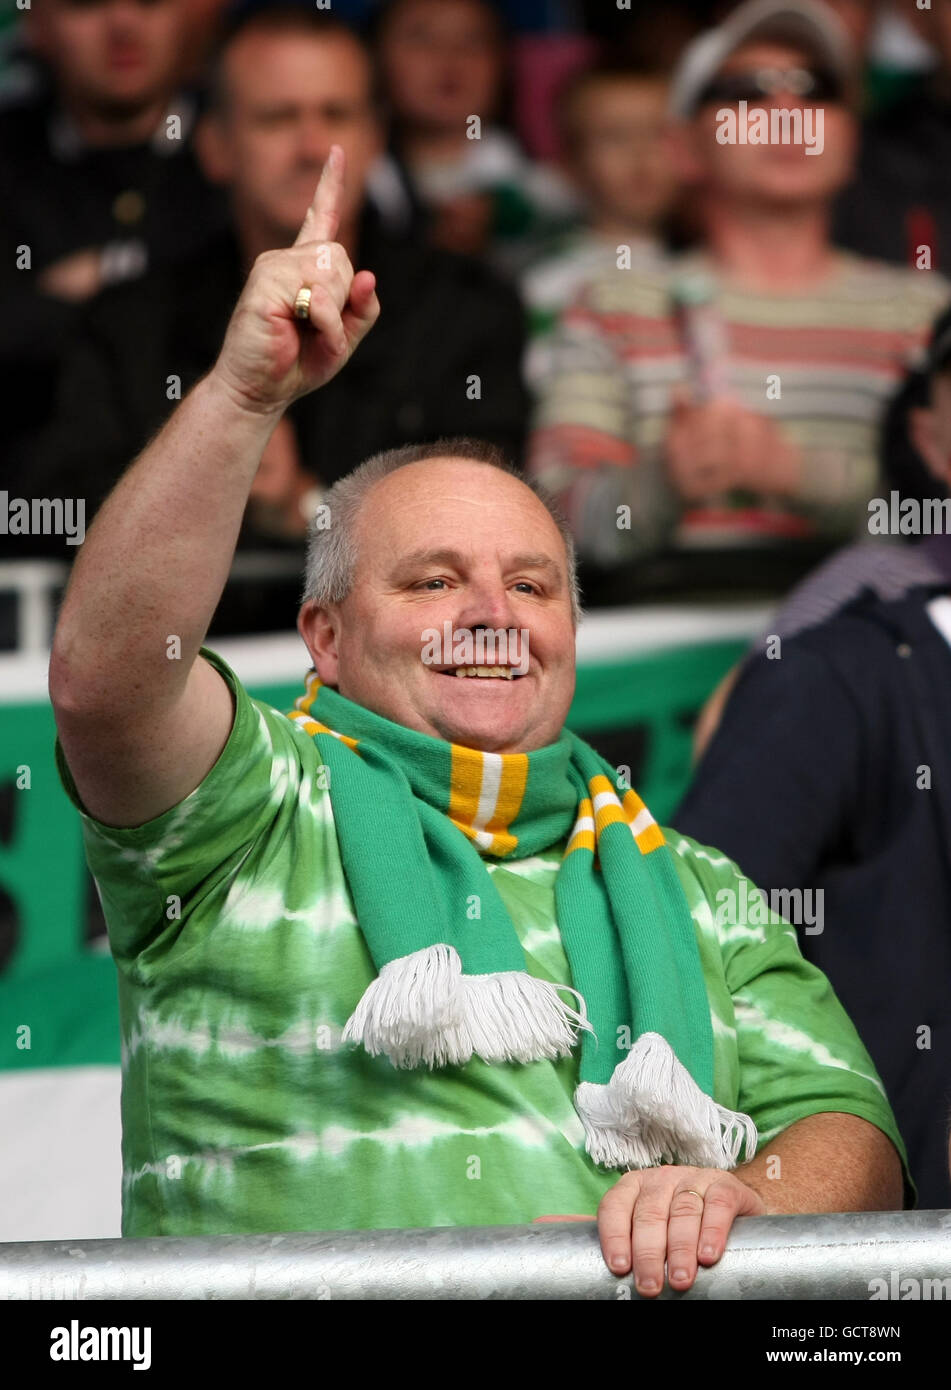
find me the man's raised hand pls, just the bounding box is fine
[211,145,380,415]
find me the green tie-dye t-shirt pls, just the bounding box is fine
[55,649,908,1236]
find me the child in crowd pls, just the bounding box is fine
[521,61,680,390]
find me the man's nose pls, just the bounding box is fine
[298,119,333,165]
[454,579,518,632]
[766,88,809,109]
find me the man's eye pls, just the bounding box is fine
[514,581,539,595]
[419,578,448,590]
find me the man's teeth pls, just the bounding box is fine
[453,666,515,679]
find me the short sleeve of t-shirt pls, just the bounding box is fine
[54,646,319,977]
[667,831,914,1205]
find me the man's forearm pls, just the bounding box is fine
[51,370,282,715]
[734,1112,904,1214]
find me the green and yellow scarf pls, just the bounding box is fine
[287,672,756,1170]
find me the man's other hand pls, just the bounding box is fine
[535,1164,765,1297]
[211,144,380,416]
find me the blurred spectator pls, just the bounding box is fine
[0,0,228,465]
[528,0,949,603]
[368,0,577,261]
[675,566,951,1205]
[510,33,600,163]
[752,304,951,641]
[14,6,529,632]
[509,1,701,164]
[691,299,951,760]
[812,0,950,116]
[862,0,943,114]
[833,0,951,273]
[816,0,915,112]
[520,62,680,393]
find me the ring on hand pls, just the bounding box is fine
[293,286,312,321]
[685,1188,704,1202]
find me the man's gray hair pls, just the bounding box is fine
[301,438,582,625]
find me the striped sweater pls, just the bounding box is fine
[528,249,949,564]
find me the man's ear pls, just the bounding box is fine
[298,600,341,686]
[193,113,233,186]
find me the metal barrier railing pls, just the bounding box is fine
[2,1211,950,1300]
[0,553,305,654]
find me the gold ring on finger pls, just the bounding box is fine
[293,286,312,321]
[685,1188,704,1202]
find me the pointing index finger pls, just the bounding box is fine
[295,144,344,247]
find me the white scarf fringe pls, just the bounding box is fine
[344,955,755,1171]
[574,1031,758,1170]
[342,944,592,1069]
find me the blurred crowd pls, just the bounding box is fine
[3,0,951,629]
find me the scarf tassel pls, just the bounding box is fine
[574,1032,758,1170]
[342,944,593,1069]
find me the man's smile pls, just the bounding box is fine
[431,664,527,680]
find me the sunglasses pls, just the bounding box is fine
[698,66,844,107]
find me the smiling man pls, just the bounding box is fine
[50,147,907,1298]
[296,451,577,754]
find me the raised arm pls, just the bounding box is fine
[49,147,379,828]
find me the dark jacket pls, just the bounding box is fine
[0,91,228,454]
[676,586,951,1208]
[15,209,530,521]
